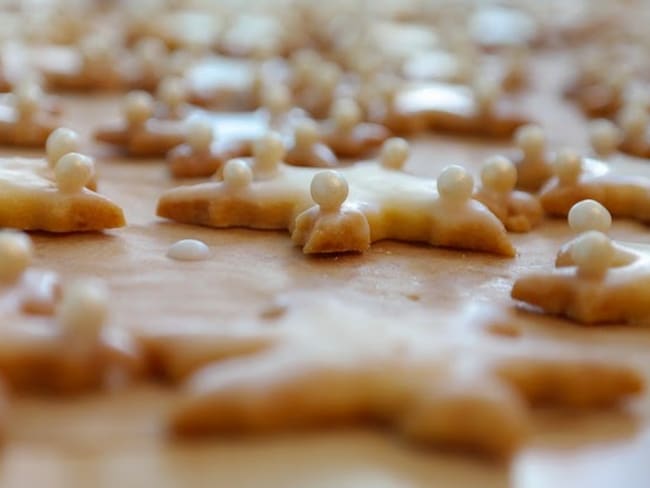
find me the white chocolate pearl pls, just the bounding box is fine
[187,120,214,152]
[157,76,187,108]
[46,128,81,168]
[481,155,517,193]
[311,171,348,211]
[568,199,612,234]
[0,230,32,283]
[437,165,474,202]
[57,278,109,338]
[222,159,253,187]
[515,124,545,156]
[14,81,41,116]
[263,84,291,116]
[124,91,154,125]
[380,138,409,170]
[294,119,319,148]
[332,98,361,131]
[253,132,285,172]
[571,230,614,279]
[589,119,622,157]
[554,149,582,185]
[55,153,94,193]
[167,239,210,261]
[619,106,648,139]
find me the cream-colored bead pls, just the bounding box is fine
[332,98,361,132]
[589,119,622,157]
[294,119,319,148]
[46,128,81,168]
[0,230,32,283]
[124,90,154,125]
[222,159,253,188]
[57,278,109,338]
[515,124,545,158]
[554,149,582,186]
[186,120,214,152]
[262,84,291,117]
[311,170,348,211]
[167,239,210,261]
[14,81,41,117]
[568,199,612,234]
[380,138,409,170]
[55,152,94,193]
[619,106,648,140]
[437,165,474,202]
[157,76,187,109]
[481,155,517,193]
[571,230,614,279]
[253,131,285,174]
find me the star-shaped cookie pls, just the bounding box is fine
[139,301,642,459]
[157,136,515,256]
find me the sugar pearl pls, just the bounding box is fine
[294,119,319,148]
[437,165,474,202]
[571,231,614,279]
[311,170,348,211]
[589,119,621,157]
[157,76,187,108]
[124,90,154,125]
[187,120,214,152]
[0,230,32,283]
[167,239,210,261]
[554,149,582,185]
[332,98,361,131]
[253,132,285,173]
[46,128,81,168]
[481,155,516,193]
[568,199,611,234]
[223,159,253,187]
[380,138,409,170]
[55,152,94,193]
[515,124,545,155]
[57,278,109,337]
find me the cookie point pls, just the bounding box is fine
[222,159,253,187]
[55,152,94,193]
[0,230,32,283]
[167,239,210,261]
[46,128,81,168]
[571,230,614,278]
[481,155,517,193]
[437,165,474,201]
[568,200,612,234]
[57,278,109,337]
[380,138,410,170]
[124,90,154,125]
[186,120,214,152]
[311,170,348,210]
[589,119,622,157]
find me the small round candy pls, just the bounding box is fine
[589,119,622,157]
[253,131,285,169]
[124,90,154,125]
[437,165,474,202]
[554,149,582,184]
[515,124,545,155]
[0,230,32,283]
[157,76,187,108]
[167,239,210,261]
[481,155,517,193]
[55,152,94,193]
[619,106,648,139]
[14,81,41,116]
[46,128,81,168]
[294,119,319,148]
[571,230,614,278]
[311,170,348,211]
[57,278,109,337]
[186,120,214,152]
[222,159,253,187]
[263,84,291,116]
[568,200,612,234]
[380,138,409,170]
[332,98,361,131]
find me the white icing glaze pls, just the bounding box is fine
[55,152,94,193]
[46,128,81,168]
[167,239,210,261]
[568,200,612,234]
[0,230,32,283]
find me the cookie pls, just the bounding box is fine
[0,134,125,232]
[512,230,650,324]
[159,304,641,458]
[539,148,650,223]
[157,134,515,256]
[473,155,543,232]
[0,231,142,392]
